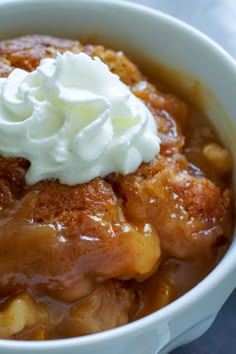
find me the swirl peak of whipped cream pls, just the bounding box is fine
[0,51,160,185]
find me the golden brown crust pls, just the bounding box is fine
[0,34,232,280]
[0,35,233,340]
[112,154,232,259]
[0,35,82,71]
[83,44,144,86]
[0,176,160,301]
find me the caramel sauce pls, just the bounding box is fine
[0,35,234,340]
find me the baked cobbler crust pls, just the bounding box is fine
[0,35,233,340]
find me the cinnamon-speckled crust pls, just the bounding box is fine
[0,35,82,71]
[0,177,160,300]
[0,34,232,280]
[0,35,233,340]
[110,155,233,260]
[0,35,187,144]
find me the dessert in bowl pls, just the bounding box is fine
[0,0,235,353]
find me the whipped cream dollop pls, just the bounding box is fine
[0,51,160,185]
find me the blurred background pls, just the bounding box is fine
[127,0,236,57]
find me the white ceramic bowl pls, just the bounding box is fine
[0,0,235,353]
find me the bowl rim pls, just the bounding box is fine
[0,0,235,350]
